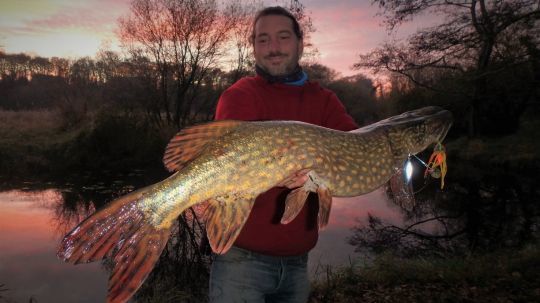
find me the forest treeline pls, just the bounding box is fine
[1,0,539,137]
[0,0,375,133]
[0,51,378,128]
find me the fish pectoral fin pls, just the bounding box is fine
[387,170,416,211]
[204,196,255,254]
[317,185,333,230]
[163,120,245,172]
[281,186,310,225]
[281,171,333,228]
[281,186,333,228]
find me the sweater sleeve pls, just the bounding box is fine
[323,92,358,131]
[215,87,261,121]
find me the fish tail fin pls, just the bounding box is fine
[107,224,170,303]
[58,185,171,303]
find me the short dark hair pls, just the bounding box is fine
[250,6,303,44]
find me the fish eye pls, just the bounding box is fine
[417,123,426,134]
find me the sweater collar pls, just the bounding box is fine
[255,65,308,86]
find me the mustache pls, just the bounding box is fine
[264,52,287,59]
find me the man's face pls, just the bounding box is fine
[253,14,303,76]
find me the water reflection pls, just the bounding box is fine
[2,156,537,302]
[311,190,403,274]
[0,190,107,303]
[0,181,402,302]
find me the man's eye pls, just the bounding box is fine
[257,38,268,44]
[280,35,290,40]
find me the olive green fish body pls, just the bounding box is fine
[143,124,395,229]
[58,106,453,303]
[152,105,452,228]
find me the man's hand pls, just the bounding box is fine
[276,169,310,189]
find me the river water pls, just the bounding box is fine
[0,184,403,302]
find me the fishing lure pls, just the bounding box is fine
[403,142,448,189]
[424,142,447,189]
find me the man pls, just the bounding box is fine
[209,6,357,302]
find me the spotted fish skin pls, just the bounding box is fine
[150,106,452,226]
[58,106,452,303]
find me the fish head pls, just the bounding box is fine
[384,106,453,156]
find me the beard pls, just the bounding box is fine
[257,48,301,76]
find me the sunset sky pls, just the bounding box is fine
[0,0,436,77]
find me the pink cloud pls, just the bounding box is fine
[306,1,439,77]
[306,2,390,76]
[3,0,130,36]
[29,10,111,30]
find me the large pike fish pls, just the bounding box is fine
[58,106,452,303]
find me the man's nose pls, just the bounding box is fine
[268,38,281,52]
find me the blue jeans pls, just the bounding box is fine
[209,246,310,303]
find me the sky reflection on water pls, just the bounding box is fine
[311,189,403,276]
[0,190,107,303]
[0,187,402,302]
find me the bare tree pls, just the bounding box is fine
[0,53,31,79]
[118,0,245,128]
[95,49,122,83]
[303,63,339,86]
[223,0,259,83]
[355,0,540,136]
[285,0,318,62]
[50,57,70,78]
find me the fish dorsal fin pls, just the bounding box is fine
[163,120,244,172]
[204,195,255,254]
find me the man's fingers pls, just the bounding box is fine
[277,169,310,189]
[276,176,294,187]
[287,175,308,189]
[295,169,311,176]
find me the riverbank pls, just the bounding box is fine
[0,109,171,182]
[3,108,540,180]
[310,244,540,303]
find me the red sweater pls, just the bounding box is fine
[215,75,357,256]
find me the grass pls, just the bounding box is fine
[0,109,168,181]
[446,112,540,165]
[309,244,540,302]
[0,110,84,179]
[0,109,71,146]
